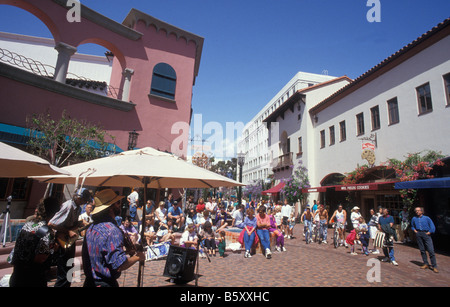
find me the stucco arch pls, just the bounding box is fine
[0,1,61,43]
[77,37,127,70]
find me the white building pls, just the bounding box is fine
[267,18,450,220]
[238,71,341,185]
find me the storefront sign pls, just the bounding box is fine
[336,183,378,191]
[362,142,375,150]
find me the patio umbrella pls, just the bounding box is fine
[32,146,244,287]
[32,147,244,189]
[0,141,69,177]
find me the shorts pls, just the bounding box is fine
[282,216,289,226]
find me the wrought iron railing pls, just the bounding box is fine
[0,47,123,100]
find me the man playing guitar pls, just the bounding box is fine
[48,188,93,287]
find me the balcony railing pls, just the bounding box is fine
[272,152,293,171]
[0,47,122,100]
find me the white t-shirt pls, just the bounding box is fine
[155,207,167,222]
[232,210,244,225]
[180,230,197,246]
[128,191,139,206]
[351,212,361,228]
[281,205,292,218]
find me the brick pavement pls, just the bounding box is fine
[47,225,450,288]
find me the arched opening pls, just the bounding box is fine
[0,4,59,76]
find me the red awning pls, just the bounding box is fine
[261,182,285,195]
[302,181,397,193]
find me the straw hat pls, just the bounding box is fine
[351,206,360,212]
[91,189,124,216]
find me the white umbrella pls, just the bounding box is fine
[32,146,244,287]
[32,147,244,189]
[0,141,69,177]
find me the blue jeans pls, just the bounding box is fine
[416,231,437,268]
[243,231,256,251]
[383,246,395,261]
[256,229,271,250]
[319,220,327,241]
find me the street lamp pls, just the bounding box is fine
[128,130,139,150]
[237,152,245,206]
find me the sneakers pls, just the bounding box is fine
[282,246,287,252]
[265,248,272,259]
[391,261,399,266]
[244,250,252,258]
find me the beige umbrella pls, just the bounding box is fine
[0,141,69,177]
[32,146,244,287]
[32,147,244,189]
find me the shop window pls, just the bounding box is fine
[376,194,403,224]
[0,178,32,201]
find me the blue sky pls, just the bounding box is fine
[0,0,449,158]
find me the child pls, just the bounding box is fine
[268,209,286,252]
[346,229,360,255]
[358,217,370,256]
[217,230,226,258]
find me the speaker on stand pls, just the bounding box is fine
[163,245,197,284]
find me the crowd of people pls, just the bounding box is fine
[6,186,440,287]
[137,195,296,260]
[299,200,438,273]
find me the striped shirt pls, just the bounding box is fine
[48,199,80,232]
[83,217,128,281]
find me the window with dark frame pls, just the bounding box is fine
[339,120,346,142]
[320,130,325,148]
[298,136,303,155]
[150,63,177,100]
[329,125,335,146]
[370,105,381,131]
[0,178,32,201]
[387,97,400,125]
[356,112,365,136]
[416,82,433,114]
[444,73,450,106]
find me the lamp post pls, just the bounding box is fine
[237,152,245,206]
[128,130,139,150]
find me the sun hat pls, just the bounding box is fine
[351,206,360,211]
[91,189,124,216]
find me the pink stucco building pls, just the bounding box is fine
[0,0,203,217]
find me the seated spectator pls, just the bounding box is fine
[240,208,258,258]
[154,201,167,225]
[268,208,286,252]
[139,216,156,245]
[214,204,228,228]
[196,197,206,213]
[180,223,198,249]
[232,205,245,229]
[168,201,185,231]
[199,221,216,257]
[256,206,272,259]
[160,218,176,245]
[120,216,139,245]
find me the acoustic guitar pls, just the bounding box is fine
[56,222,92,250]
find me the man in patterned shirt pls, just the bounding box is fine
[82,189,145,287]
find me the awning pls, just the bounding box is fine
[302,186,328,193]
[395,177,450,189]
[261,182,285,195]
[0,123,123,155]
[302,181,397,193]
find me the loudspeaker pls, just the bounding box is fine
[163,245,197,283]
